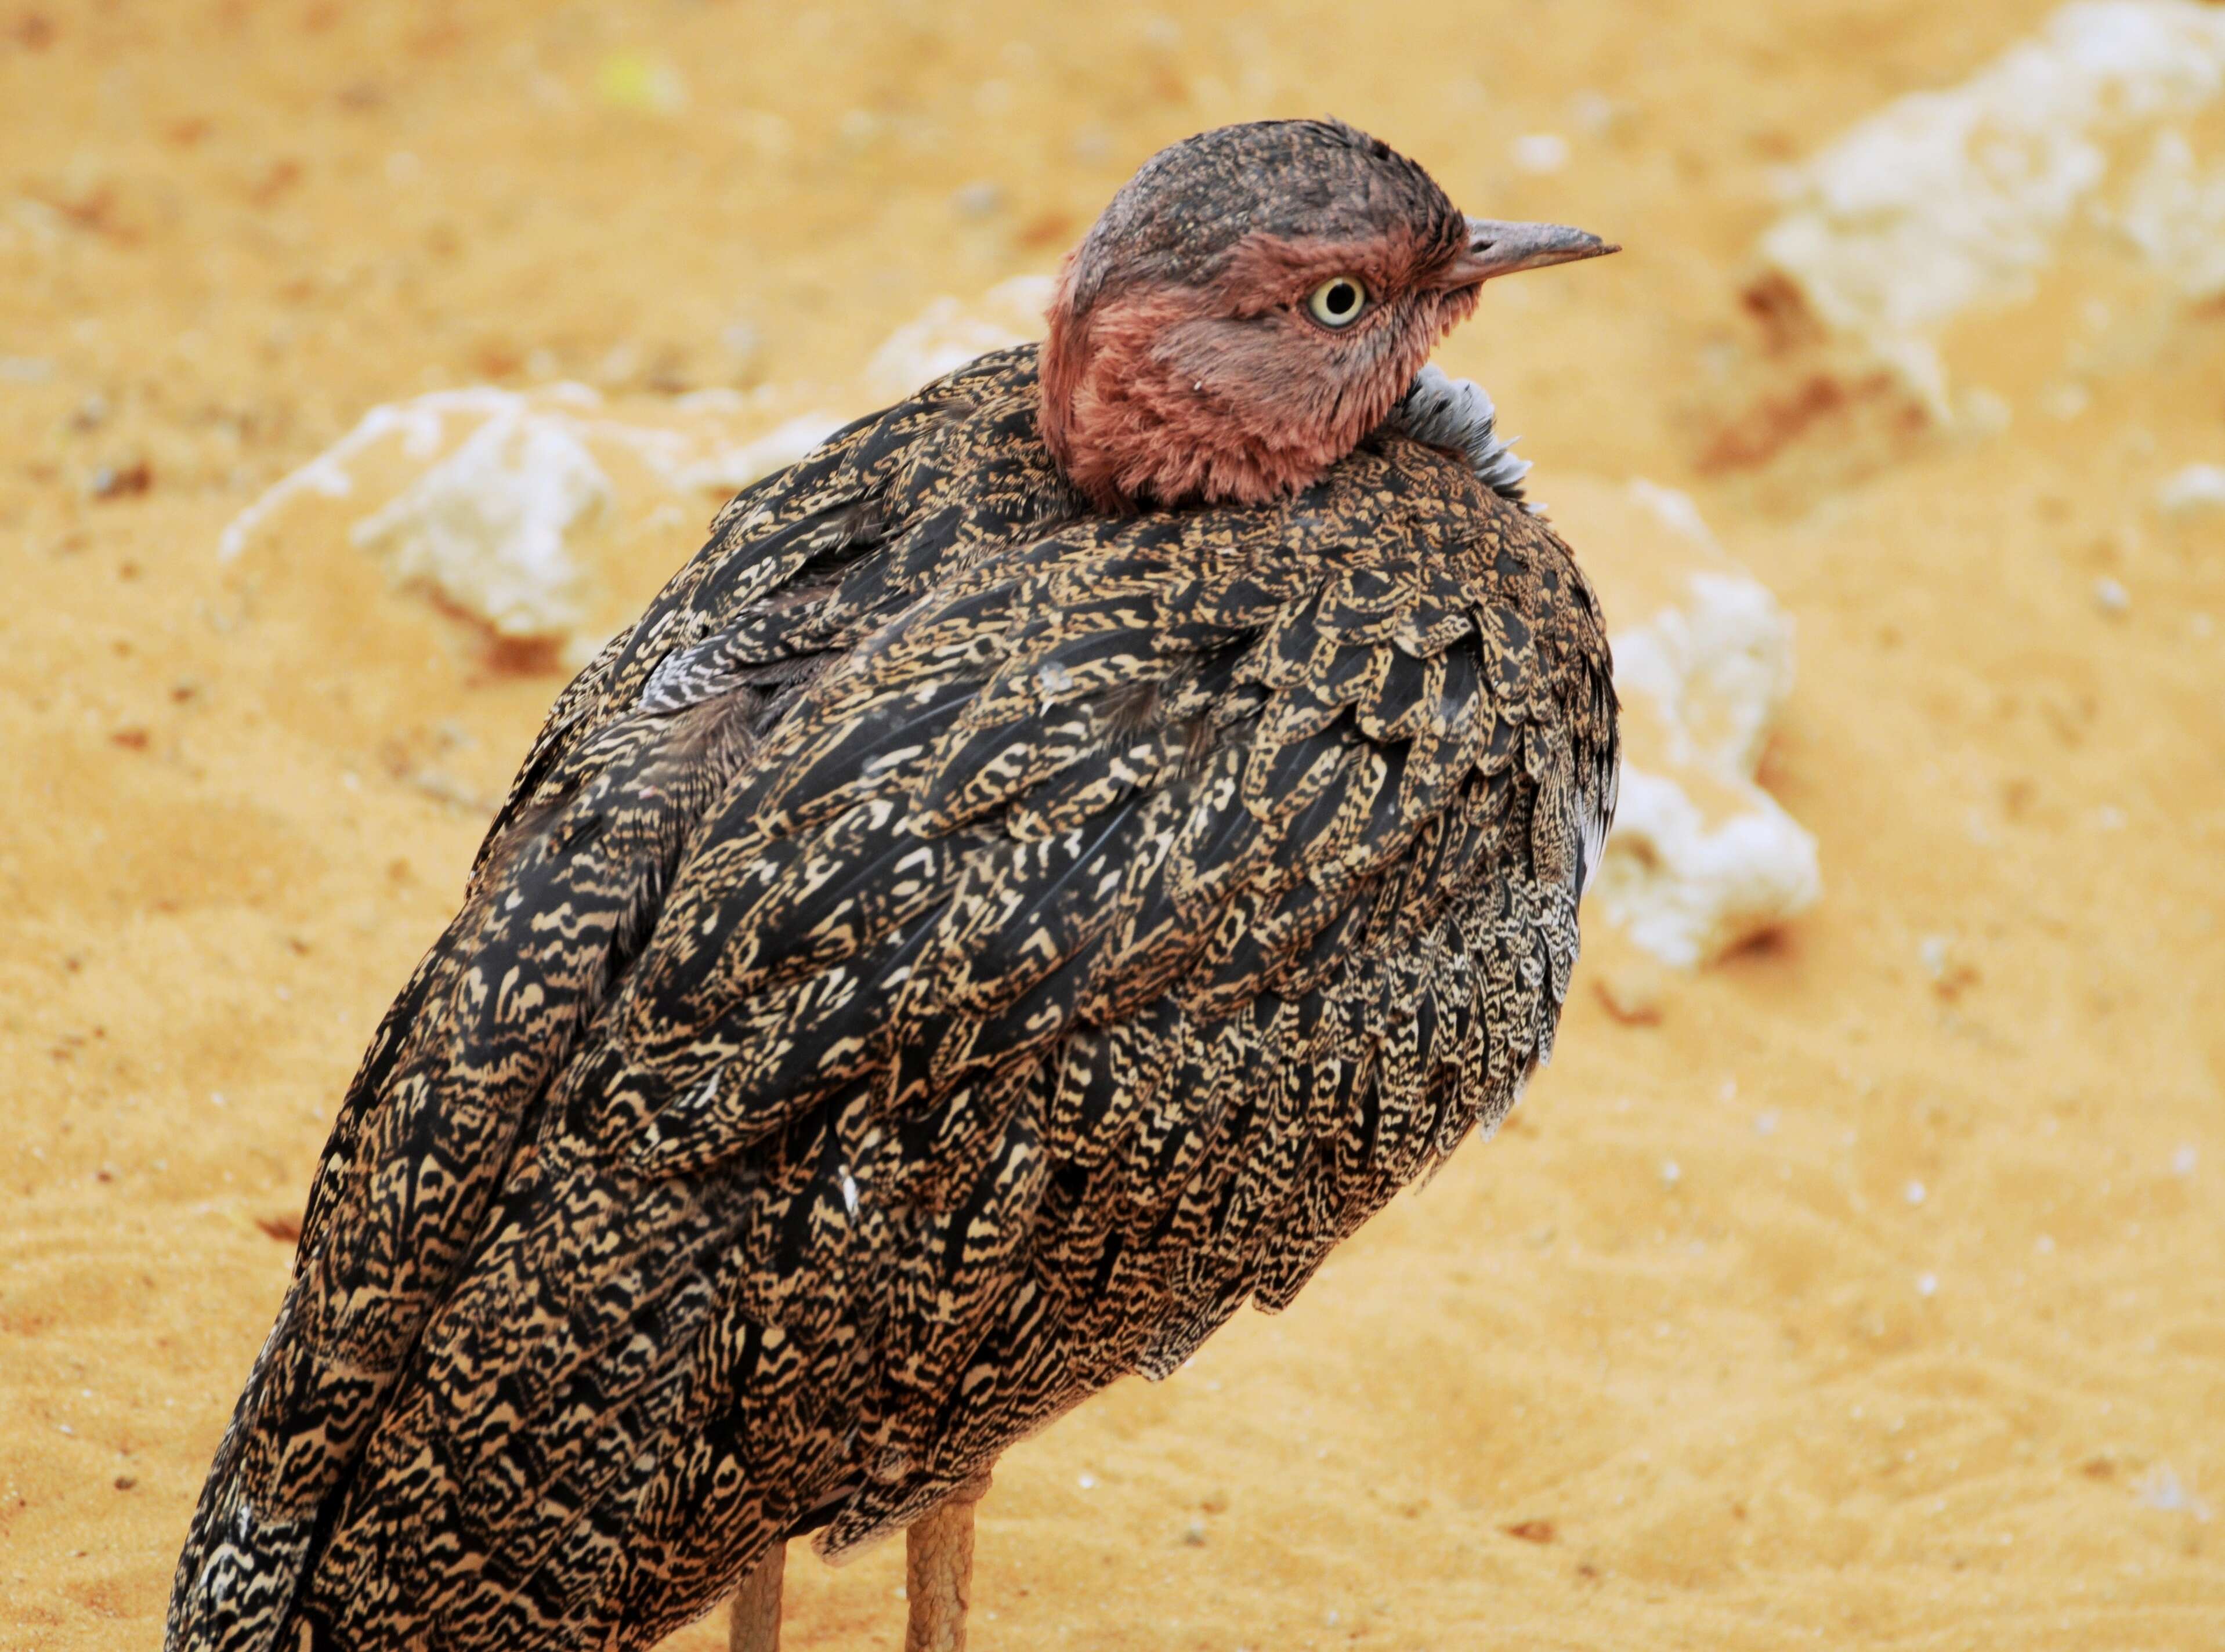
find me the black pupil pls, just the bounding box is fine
[1326,282,1356,315]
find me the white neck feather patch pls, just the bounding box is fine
[1387,364,1536,508]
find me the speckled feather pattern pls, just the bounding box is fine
[168,344,1618,1652]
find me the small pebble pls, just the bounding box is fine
[88,458,152,499]
[2172,1144,2197,1176]
[2093,577,2129,615]
[1905,1180,1927,1206]
[951,180,1005,219]
[1916,1272,1938,1298]
[1512,133,1569,174]
[1960,387,2011,436]
[1569,90,1618,135]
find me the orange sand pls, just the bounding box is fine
[4,3,2222,1648]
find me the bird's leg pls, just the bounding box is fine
[903,1470,993,1652]
[728,1541,786,1652]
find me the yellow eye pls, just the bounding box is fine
[1306,276,1367,328]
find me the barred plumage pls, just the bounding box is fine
[169,120,1618,1652]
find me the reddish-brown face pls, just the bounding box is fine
[1040,121,1614,510]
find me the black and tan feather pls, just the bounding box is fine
[168,343,1616,1651]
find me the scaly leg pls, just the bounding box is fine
[903,1471,993,1652]
[728,1541,786,1652]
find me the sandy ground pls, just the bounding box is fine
[5,2,2224,1648]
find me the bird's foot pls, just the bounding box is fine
[903,1470,993,1652]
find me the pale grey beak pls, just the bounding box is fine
[1445,216,1619,286]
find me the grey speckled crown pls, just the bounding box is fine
[1387,364,1535,509]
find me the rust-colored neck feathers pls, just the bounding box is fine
[1041,233,1477,512]
[1034,119,1615,512]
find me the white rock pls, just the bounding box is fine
[219,386,519,565]
[1758,0,2225,412]
[1609,509,1793,777]
[1597,763,1821,969]
[217,281,1059,643]
[1546,479,1822,968]
[348,397,610,638]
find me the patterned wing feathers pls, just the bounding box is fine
[169,352,1617,1652]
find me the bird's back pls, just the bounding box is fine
[169,344,1616,1652]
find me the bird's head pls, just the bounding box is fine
[1041,119,1616,510]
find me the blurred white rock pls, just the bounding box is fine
[2158,462,2225,516]
[1759,0,2225,413]
[222,382,703,643]
[2133,1462,2215,1521]
[347,397,612,638]
[860,274,1055,401]
[1545,479,1822,968]
[1511,133,1570,176]
[218,278,1057,646]
[668,412,850,497]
